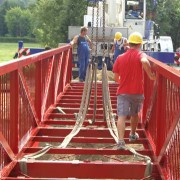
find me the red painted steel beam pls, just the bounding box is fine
[23,147,153,156]
[37,127,145,138]
[69,82,118,88]
[41,57,55,120]
[0,45,71,76]
[10,71,19,153]
[148,56,180,87]
[43,119,142,128]
[61,94,117,100]
[44,119,108,126]
[0,132,15,160]
[35,61,42,120]
[15,161,158,179]
[64,91,117,96]
[47,113,105,120]
[65,89,117,94]
[52,108,116,114]
[0,127,40,177]
[54,54,63,103]
[31,136,149,145]
[57,98,117,104]
[2,178,108,180]
[157,110,180,163]
[19,69,39,125]
[56,103,117,109]
[43,119,142,129]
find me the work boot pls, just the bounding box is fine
[129,132,139,142]
[117,140,125,150]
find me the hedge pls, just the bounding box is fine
[0,36,37,43]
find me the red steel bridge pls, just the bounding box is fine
[0,44,180,179]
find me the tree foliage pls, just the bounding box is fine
[0,0,27,35]
[146,0,180,49]
[60,0,87,41]
[5,7,32,37]
[32,0,64,47]
[33,0,87,47]
[156,0,180,49]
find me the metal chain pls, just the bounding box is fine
[102,0,106,60]
[95,1,99,59]
[90,2,95,61]
[90,0,99,124]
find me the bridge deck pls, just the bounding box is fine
[3,82,162,179]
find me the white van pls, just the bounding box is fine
[157,36,174,52]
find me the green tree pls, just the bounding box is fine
[146,0,180,49]
[5,7,33,37]
[0,0,26,35]
[33,0,64,47]
[156,0,180,49]
[33,0,87,47]
[60,0,87,41]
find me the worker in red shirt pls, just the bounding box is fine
[113,32,156,149]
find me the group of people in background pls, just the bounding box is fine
[71,26,155,150]
[70,27,129,82]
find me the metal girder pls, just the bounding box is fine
[43,119,143,128]
[36,127,145,138]
[48,113,105,120]
[16,161,158,179]
[31,136,148,144]
[23,147,153,156]
[53,108,116,114]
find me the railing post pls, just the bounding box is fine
[142,73,149,124]
[59,51,67,93]
[50,57,55,105]
[10,71,19,154]
[67,48,72,83]
[156,74,166,156]
[35,61,42,121]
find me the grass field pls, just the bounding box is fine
[0,42,43,63]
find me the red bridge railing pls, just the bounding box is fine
[0,45,72,177]
[143,57,180,180]
[0,46,180,179]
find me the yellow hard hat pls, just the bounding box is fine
[115,32,122,41]
[128,32,143,44]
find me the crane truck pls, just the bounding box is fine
[68,0,174,73]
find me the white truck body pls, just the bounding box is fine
[68,0,173,57]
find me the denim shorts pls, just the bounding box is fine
[117,94,144,116]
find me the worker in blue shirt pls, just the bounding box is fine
[71,26,92,82]
[110,32,128,63]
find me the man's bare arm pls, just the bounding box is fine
[141,57,156,80]
[86,35,92,49]
[70,35,78,46]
